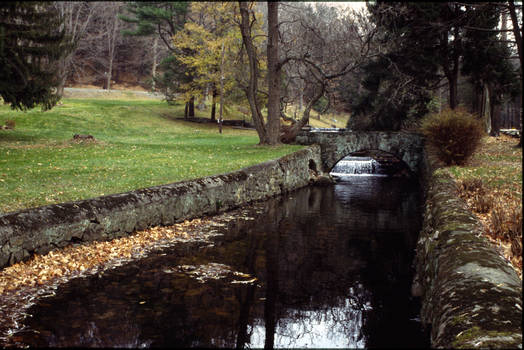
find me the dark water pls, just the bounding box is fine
[13,177,429,348]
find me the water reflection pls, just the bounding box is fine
[12,178,428,348]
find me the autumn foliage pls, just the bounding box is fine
[420,108,485,165]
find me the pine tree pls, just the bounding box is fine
[119,2,193,115]
[119,2,188,48]
[0,2,70,110]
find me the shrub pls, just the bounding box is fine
[420,108,485,165]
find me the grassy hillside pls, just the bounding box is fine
[0,98,302,214]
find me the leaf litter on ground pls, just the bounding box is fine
[451,134,522,279]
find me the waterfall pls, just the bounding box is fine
[330,156,386,178]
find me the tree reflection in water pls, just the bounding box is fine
[12,178,428,348]
[250,289,372,348]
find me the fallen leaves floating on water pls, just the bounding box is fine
[0,210,257,346]
[176,262,255,284]
[0,218,206,294]
[231,277,258,284]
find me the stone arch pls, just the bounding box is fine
[296,130,425,176]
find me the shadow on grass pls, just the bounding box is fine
[159,112,184,123]
[0,131,38,143]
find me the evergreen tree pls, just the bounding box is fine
[461,2,520,135]
[0,2,70,110]
[367,2,459,108]
[346,1,518,131]
[345,56,433,131]
[119,2,194,115]
[119,2,188,49]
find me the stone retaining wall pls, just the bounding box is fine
[0,146,323,269]
[414,153,522,348]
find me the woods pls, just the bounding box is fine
[0,1,522,144]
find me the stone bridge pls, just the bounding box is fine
[295,129,425,176]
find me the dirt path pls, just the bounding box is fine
[63,87,164,100]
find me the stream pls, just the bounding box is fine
[8,166,429,348]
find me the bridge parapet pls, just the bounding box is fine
[295,129,425,176]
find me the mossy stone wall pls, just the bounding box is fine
[0,146,324,269]
[414,153,522,348]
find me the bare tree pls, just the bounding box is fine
[266,2,282,144]
[65,2,125,89]
[103,3,123,90]
[237,2,377,144]
[53,1,100,95]
[238,1,271,144]
[278,3,378,142]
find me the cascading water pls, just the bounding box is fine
[330,156,385,179]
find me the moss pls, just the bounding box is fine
[433,168,453,180]
[449,313,470,327]
[451,326,519,348]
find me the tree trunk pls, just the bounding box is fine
[211,85,217,121]
[189,96,195,117]
[471,84,481,115]
[56,56,68,97]
[218,41,225,134]
[448,75,458,109]
[152,36,158,92]
[299,80,304,112]
[281,86,325,143]
[441,21,460,110]
[266,2,281,145]
[488,85,501,137]
[448,47,460,110]
[106,11,119,91]
[184,102,189,119]
[481,84,492,134]
[238,1,268,144]
[508,0,523,148]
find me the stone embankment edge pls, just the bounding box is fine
[0,145,324,269]
[414,151,522,348]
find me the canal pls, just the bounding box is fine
[9,175,429,348]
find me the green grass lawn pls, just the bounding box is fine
[0,98,302,214]
[447,135,522,201]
